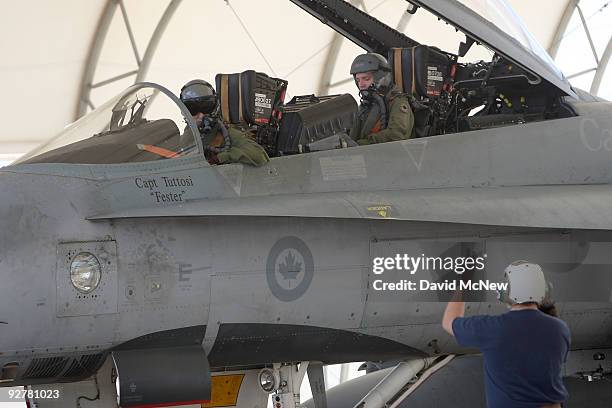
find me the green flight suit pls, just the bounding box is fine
[349,88,415,145]
[216,125,270,167]
[182,120,269,167]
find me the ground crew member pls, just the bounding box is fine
[180,79,269,166]
[349,53,414,145]
[442,261,570,408]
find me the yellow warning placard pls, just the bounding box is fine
[202,374,245,407]
[367,205,393,218]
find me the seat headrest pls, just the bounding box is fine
[388,46,453,98]
[215,70,288,126]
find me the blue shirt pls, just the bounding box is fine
[452,309,570,408]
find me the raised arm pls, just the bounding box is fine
[442,290,465,336]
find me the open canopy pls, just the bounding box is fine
[412,0,576,97]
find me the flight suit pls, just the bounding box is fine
[182,120,269,167]
[214,125,270,167]
[349,88,415,145]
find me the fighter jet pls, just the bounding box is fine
[1,0,612,407]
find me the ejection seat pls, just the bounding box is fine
[388,46,454,137]
[215,70,287,126]
[214,70,288,154]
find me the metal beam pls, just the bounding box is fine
[75,0,119,119]
[75,0,183,120]
[118,0,142,66]
[317,34,345,95]
[548,0,579,59]
[566,67,596,80]
[577,4,600,64]
[91,70,139,89]
[591,36,612,95]
[546,0,611,96]
[135,0,183,82]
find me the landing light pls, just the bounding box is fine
[70,252,101,293]
[258,368,279,393]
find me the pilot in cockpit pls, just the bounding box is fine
[179,79,269,167]
[349,53,415,145]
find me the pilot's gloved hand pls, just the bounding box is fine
[207,153,220,165]
[357,138,372,145]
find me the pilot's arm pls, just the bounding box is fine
[216,127,270,167]
[442,290,465,336]
[357,95,415,145]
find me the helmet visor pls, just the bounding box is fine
[184,98,216,115]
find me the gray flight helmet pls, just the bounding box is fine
[350,53,393,92]
[180,79,218,115]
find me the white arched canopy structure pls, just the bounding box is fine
[548,0,612,96]
[0,0,610,164]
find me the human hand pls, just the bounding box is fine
[207,154,220,165]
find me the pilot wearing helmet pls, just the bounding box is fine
[179,79,269,166]
[349,53,414,145]
[442,261,570,408]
